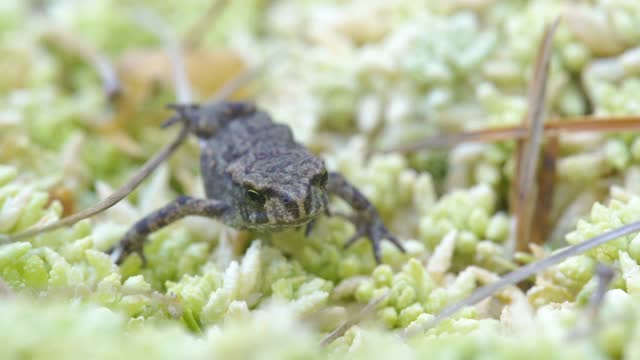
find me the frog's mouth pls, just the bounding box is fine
[255,206,323,230]
[248,193,328,230]
[254,216,316,231]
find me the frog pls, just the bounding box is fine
[108,101,405,264]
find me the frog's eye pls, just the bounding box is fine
[246,188,266,205]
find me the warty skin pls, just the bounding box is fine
[109,101,405,264]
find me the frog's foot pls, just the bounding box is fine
[106,196,227,266]
[342,211,405,264]
[305,219,316,237]
[304,208,332,237]
[108,234,147,266]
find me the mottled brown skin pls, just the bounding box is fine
[109,102,404,265]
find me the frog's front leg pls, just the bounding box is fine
[327,172,405,263]
[108,196,228,265]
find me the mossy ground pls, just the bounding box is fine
[2,0,640,359]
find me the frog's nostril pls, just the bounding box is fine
[281,196,300,219]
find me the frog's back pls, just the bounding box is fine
[199,110,304,199]
[214,111,296,161]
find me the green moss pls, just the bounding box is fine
[3,0,640,357]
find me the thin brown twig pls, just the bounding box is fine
[320,291,389,347]
[529,135,559,246]
[547,116,640,132]
[514,18,560,253]
[183,0,231,49]
[383,116,640,154]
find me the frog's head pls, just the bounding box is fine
[164,101,256,138]
[227,146,329,230]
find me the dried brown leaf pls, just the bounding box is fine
[116,48,246,107]
[47,186,76,217]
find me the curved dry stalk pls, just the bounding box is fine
[403,219,640,337]
[2,10,201,243]
[2,120,190,242]
[1,19,266,244]
[320,291,390,347]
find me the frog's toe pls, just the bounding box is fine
[304,219,316,237]
[382,232,406,253]
[343,226,367,249]
[107,236,146,266]
[367,224,403,263]
[342,220,403,264]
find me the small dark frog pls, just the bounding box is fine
[109,101,405,264]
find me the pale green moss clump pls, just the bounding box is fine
[0,164,338,333]
[527,187,640,306]
[4,0,640,358]
[4,288,640,360]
